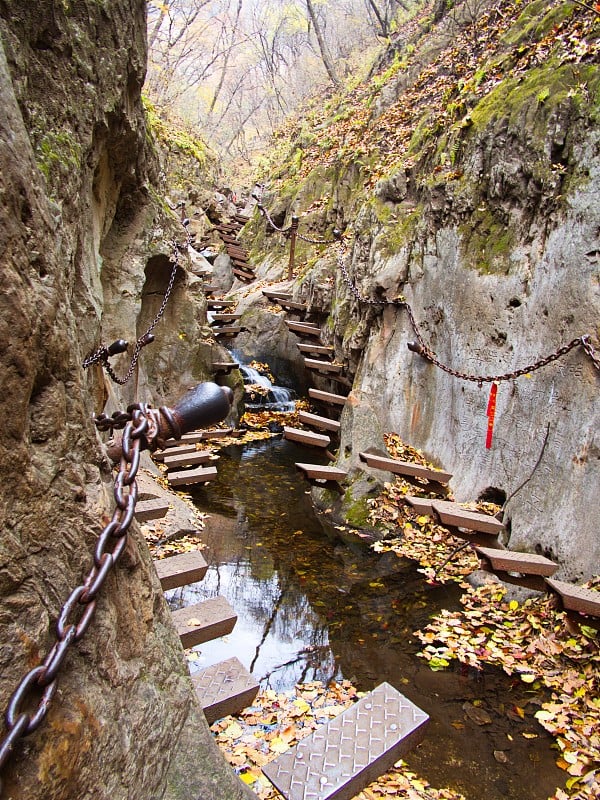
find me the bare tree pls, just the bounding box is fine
[305,0,342,89]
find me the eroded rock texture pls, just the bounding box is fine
[0,2,251,798]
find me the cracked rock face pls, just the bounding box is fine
[0,3,252,798]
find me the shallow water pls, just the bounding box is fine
[165,437,564,800]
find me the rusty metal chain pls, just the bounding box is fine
[335,240,599,383]
[257,202,291,234]
[258,201,338,244]
[0,408,150,791]
[82,214,193,384]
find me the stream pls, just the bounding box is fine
[162,358,565,799]
[165,437,564,800]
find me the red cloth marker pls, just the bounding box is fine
[485,382,498,449]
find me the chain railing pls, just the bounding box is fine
[82,209,193,385]
[0,382,232,790]
[0,407,148,793]
[334,239,599,382]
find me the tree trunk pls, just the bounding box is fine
[305,0,341,89]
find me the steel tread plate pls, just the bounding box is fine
[163,451,216,469]
[308,389,347,406]
[404,496,434,514]
[359,452,452,483]
[154,551,208,590]
[295,463,348,481]
[167,466,218,486]
[134,498,170,522]
[192,657,259,724]
[284,426,330,448]
[298,412,341,433]
[475,546,558,576]
[545,578,600,617]
[172,596,237,648]
[431,500,504,534]
[262,682,429,800]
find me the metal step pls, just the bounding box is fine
[475,546,558,576]
[431,500,504,535]
[172,596,237,649]
[284,426,330,448]
[276,299,308,311]
[134,498,170,522]
[154,551,208,591]
[295,463,348,482]
[305,358,344,374]
[167,466,218,487]
[213,325,242,336]
[545,578,600,618]
[297,343,334,356]
[263,289,293,300]
[263,682,429,800]
[154,444,199,459]
[359,452,452,484]
[308,388,347,406]
[297,411,341,433]
[163,451,217,470]
[286,321,321,337]
[200,428,234,439]
[191,657,259,725]
[212,362,239,374]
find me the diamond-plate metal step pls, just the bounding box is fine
[192,657,259,724]
[154,550,208,591]
[172,596,237,649]
[134,498,170,522]
[262,682,429,800]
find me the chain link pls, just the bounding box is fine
[258,202,291,234]
[335,241,599,383]
[0,410,148,789]
[83,216,192,385]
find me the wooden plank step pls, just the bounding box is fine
[297,343,334,356]
[298,411,341,433]
[207,299,236,309]
[200,428,234,439]
[163,450,217,470]
[276,299,308,311]
[231,258,250,267]
[431,500,504,535]
[286,320,321,337]
[213,325,242,336]
[210,313,242,322]
[172,596,237,649]
[154,550,208,591]
[359,452,452,484]
[404,495,434,515]
[203,285,219,294]
[212,361,239,374]
[191,657,259,725]
[263,682,429,800]
[284,426,330,448]
[263,289,293,300]
[134,498,170,522]
[168,466,218,487]
[308,388,347,406]
[177,432,208,444]
[475,546,558,577]
[295,463,348,482]
[305,358,344,374]
[545,578,600,618]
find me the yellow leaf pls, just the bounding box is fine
[509,600,519,611]
[520,673,536,683]
[240,772,257,785]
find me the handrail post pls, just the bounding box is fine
[288,215,299,280]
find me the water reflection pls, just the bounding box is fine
[164,437,563,800]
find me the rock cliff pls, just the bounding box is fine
[242,1,599,581]
[0,2,251,798]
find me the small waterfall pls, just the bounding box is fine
[237,361,296,412]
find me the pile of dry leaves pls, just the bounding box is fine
[415,582,600,800]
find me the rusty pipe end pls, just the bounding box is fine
[167,382,233,437]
